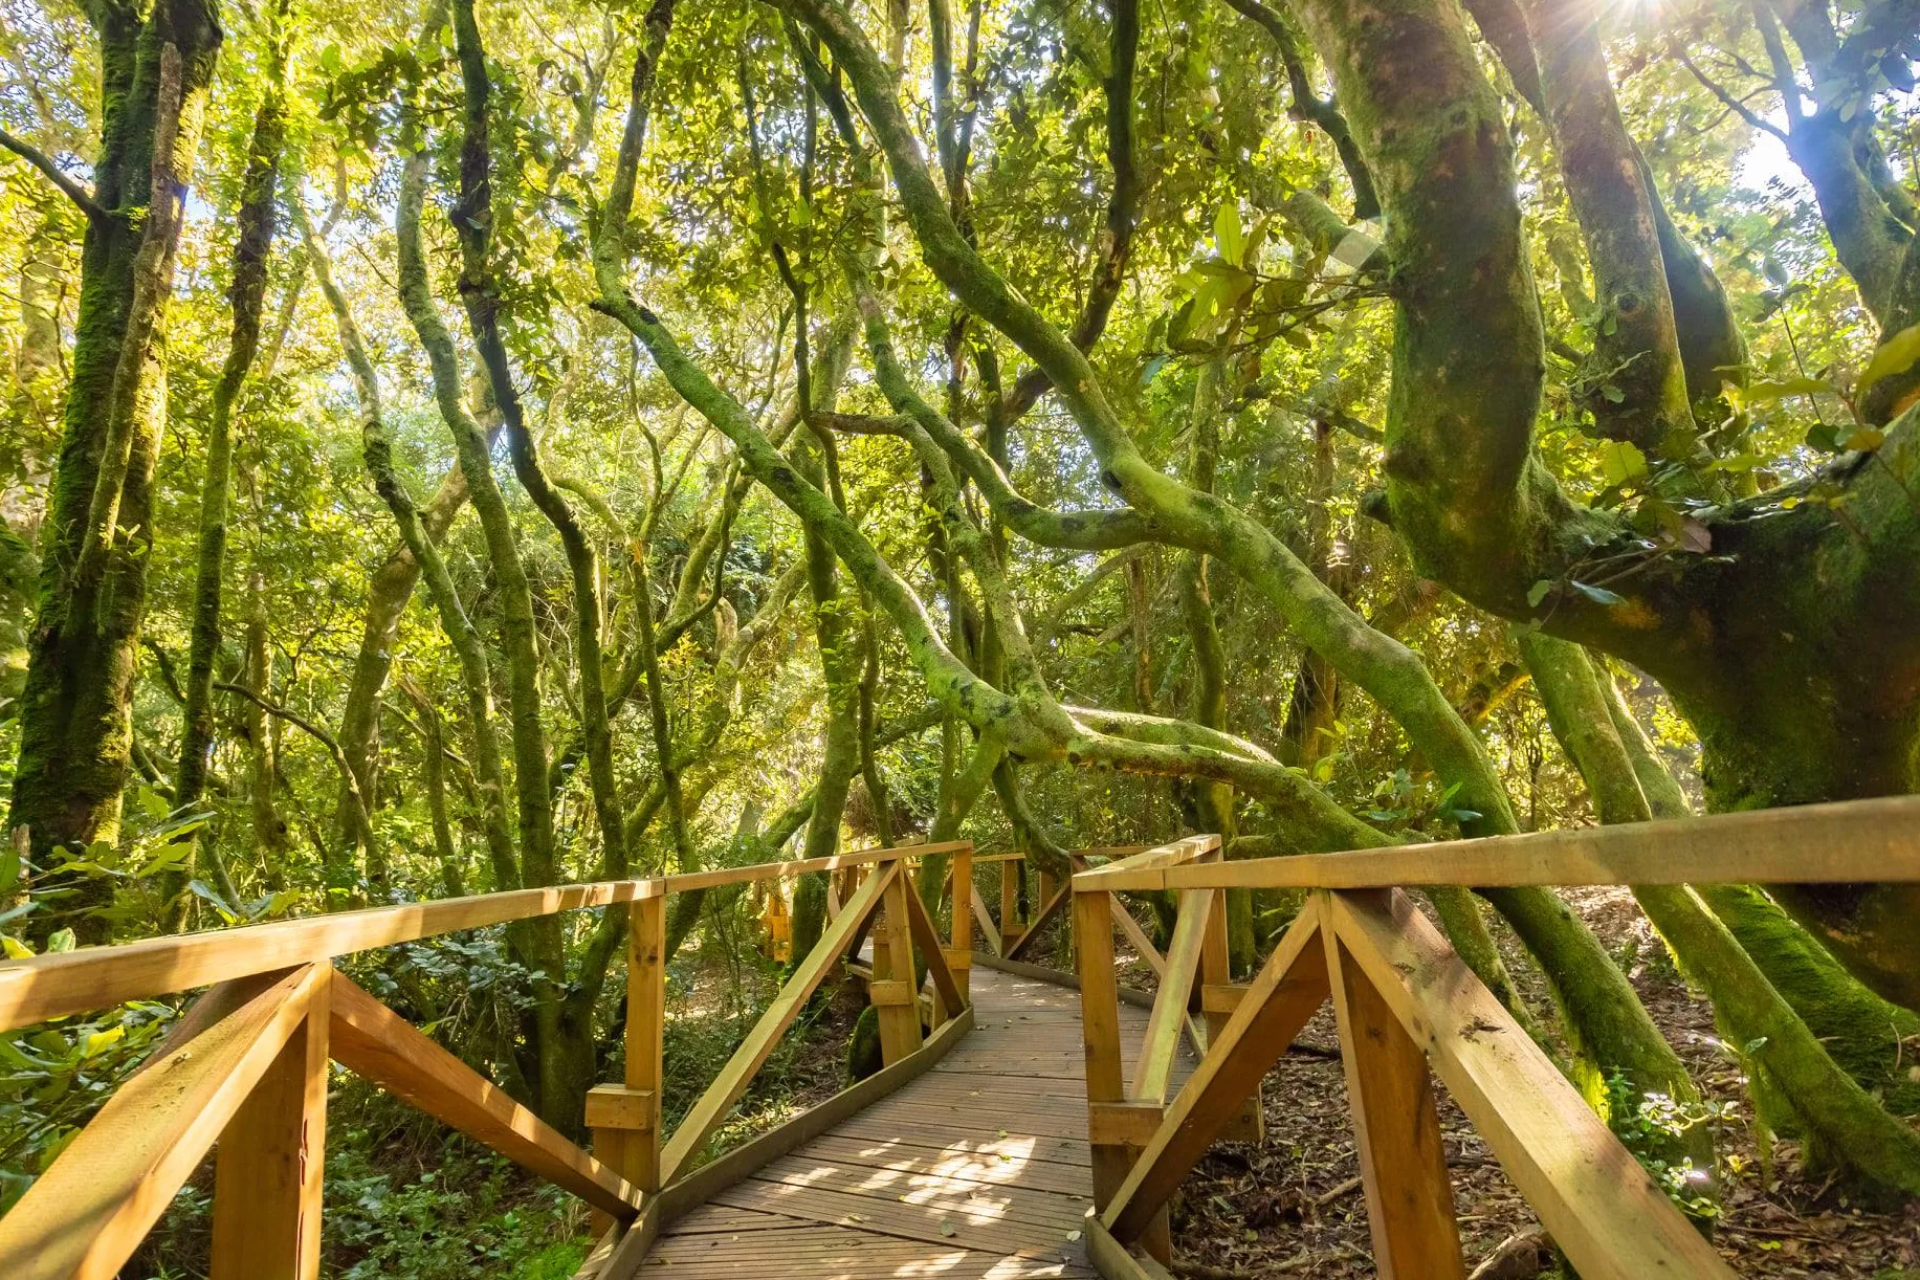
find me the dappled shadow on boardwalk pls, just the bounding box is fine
[648,968,1186,1278]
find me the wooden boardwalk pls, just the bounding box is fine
[645,966,1176,1278]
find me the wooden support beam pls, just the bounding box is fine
[1325,900,1465,1279]
[871,865,926,1065]
[1105,903,1330,1243]
[1327,890,1737,1280]
[0,964,327,1280]
[1108,895,1166,981]
[572,1222,625,1280]
[1199,884,1262,1144]
[1075,887,1126,1199]
[970,883,1002,956]
[1005,875,1072,962]
[1132,888,1210,1105]
[950,844,973,1002]
[328,974,639,1217]
[591,893,668,1236]
[585,1085,656,1132]
[1000,860,1022,953]
[660,862,897,1182]
[866,978,917,1006]
[211,969,331,1280]
[627,895,666,1189]
[1086,1215,1178,1280]
[1090,1100,1167,1146]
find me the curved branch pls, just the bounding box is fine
[782,0,1524,839]
[215,680,377,860]
[1216,0,1378,217]
[0,126,109,220]
[996,0,1141,426]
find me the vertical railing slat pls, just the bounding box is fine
[210,964,332,1280]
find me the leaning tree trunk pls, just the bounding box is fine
[788,348,862,969]
[1523,632,1920,1196]
[1600,668,1920,1116]
[1178,343,1253,972]
[11,0,221,943]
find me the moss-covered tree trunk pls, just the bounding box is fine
[171,39,286,921]
[11,0,221,943]
[1522,631,1920,1195]
[1177,347,1252,972]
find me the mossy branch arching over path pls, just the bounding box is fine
[765,0,1697,1108]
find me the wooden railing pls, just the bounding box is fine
[1069,796,1920,1280]
[0,838,976,1280]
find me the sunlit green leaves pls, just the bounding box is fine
[1856,321,1920,398]
[1599,440,1650,488]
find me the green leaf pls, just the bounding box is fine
[1571,581,1626,606]
[1856,321,1920,397]
[1213,203,1244,265]
[1,935,32,960]
[1845,427,1886,452]
[1738,375,1831,404]
[80,1025,125,1059]
[1599,440,1649,487]
[1526,579,1554,608]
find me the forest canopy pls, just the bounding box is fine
[5,0,1920,1254]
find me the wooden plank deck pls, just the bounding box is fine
[646,966,1188,1278]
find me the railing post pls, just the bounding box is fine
[587,891,665,1231]
[948,842,972,1005]
[1076,881,1172,1262]
[1324,892,1465,1279]
[1200,879,1264,1143]
[1000,857,1021,956]
[210,963,331,1280]
[872,859,925,1064]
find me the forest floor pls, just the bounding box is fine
[1163,886,1920,1279]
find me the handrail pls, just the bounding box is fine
[1074,793,1920,892]
[0,839,975,1280]
[1068,801,1920,1280]
[0,839,971,1033]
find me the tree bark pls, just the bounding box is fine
[11,0,222,943]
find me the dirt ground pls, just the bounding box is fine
[1162,887,1920,1278]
